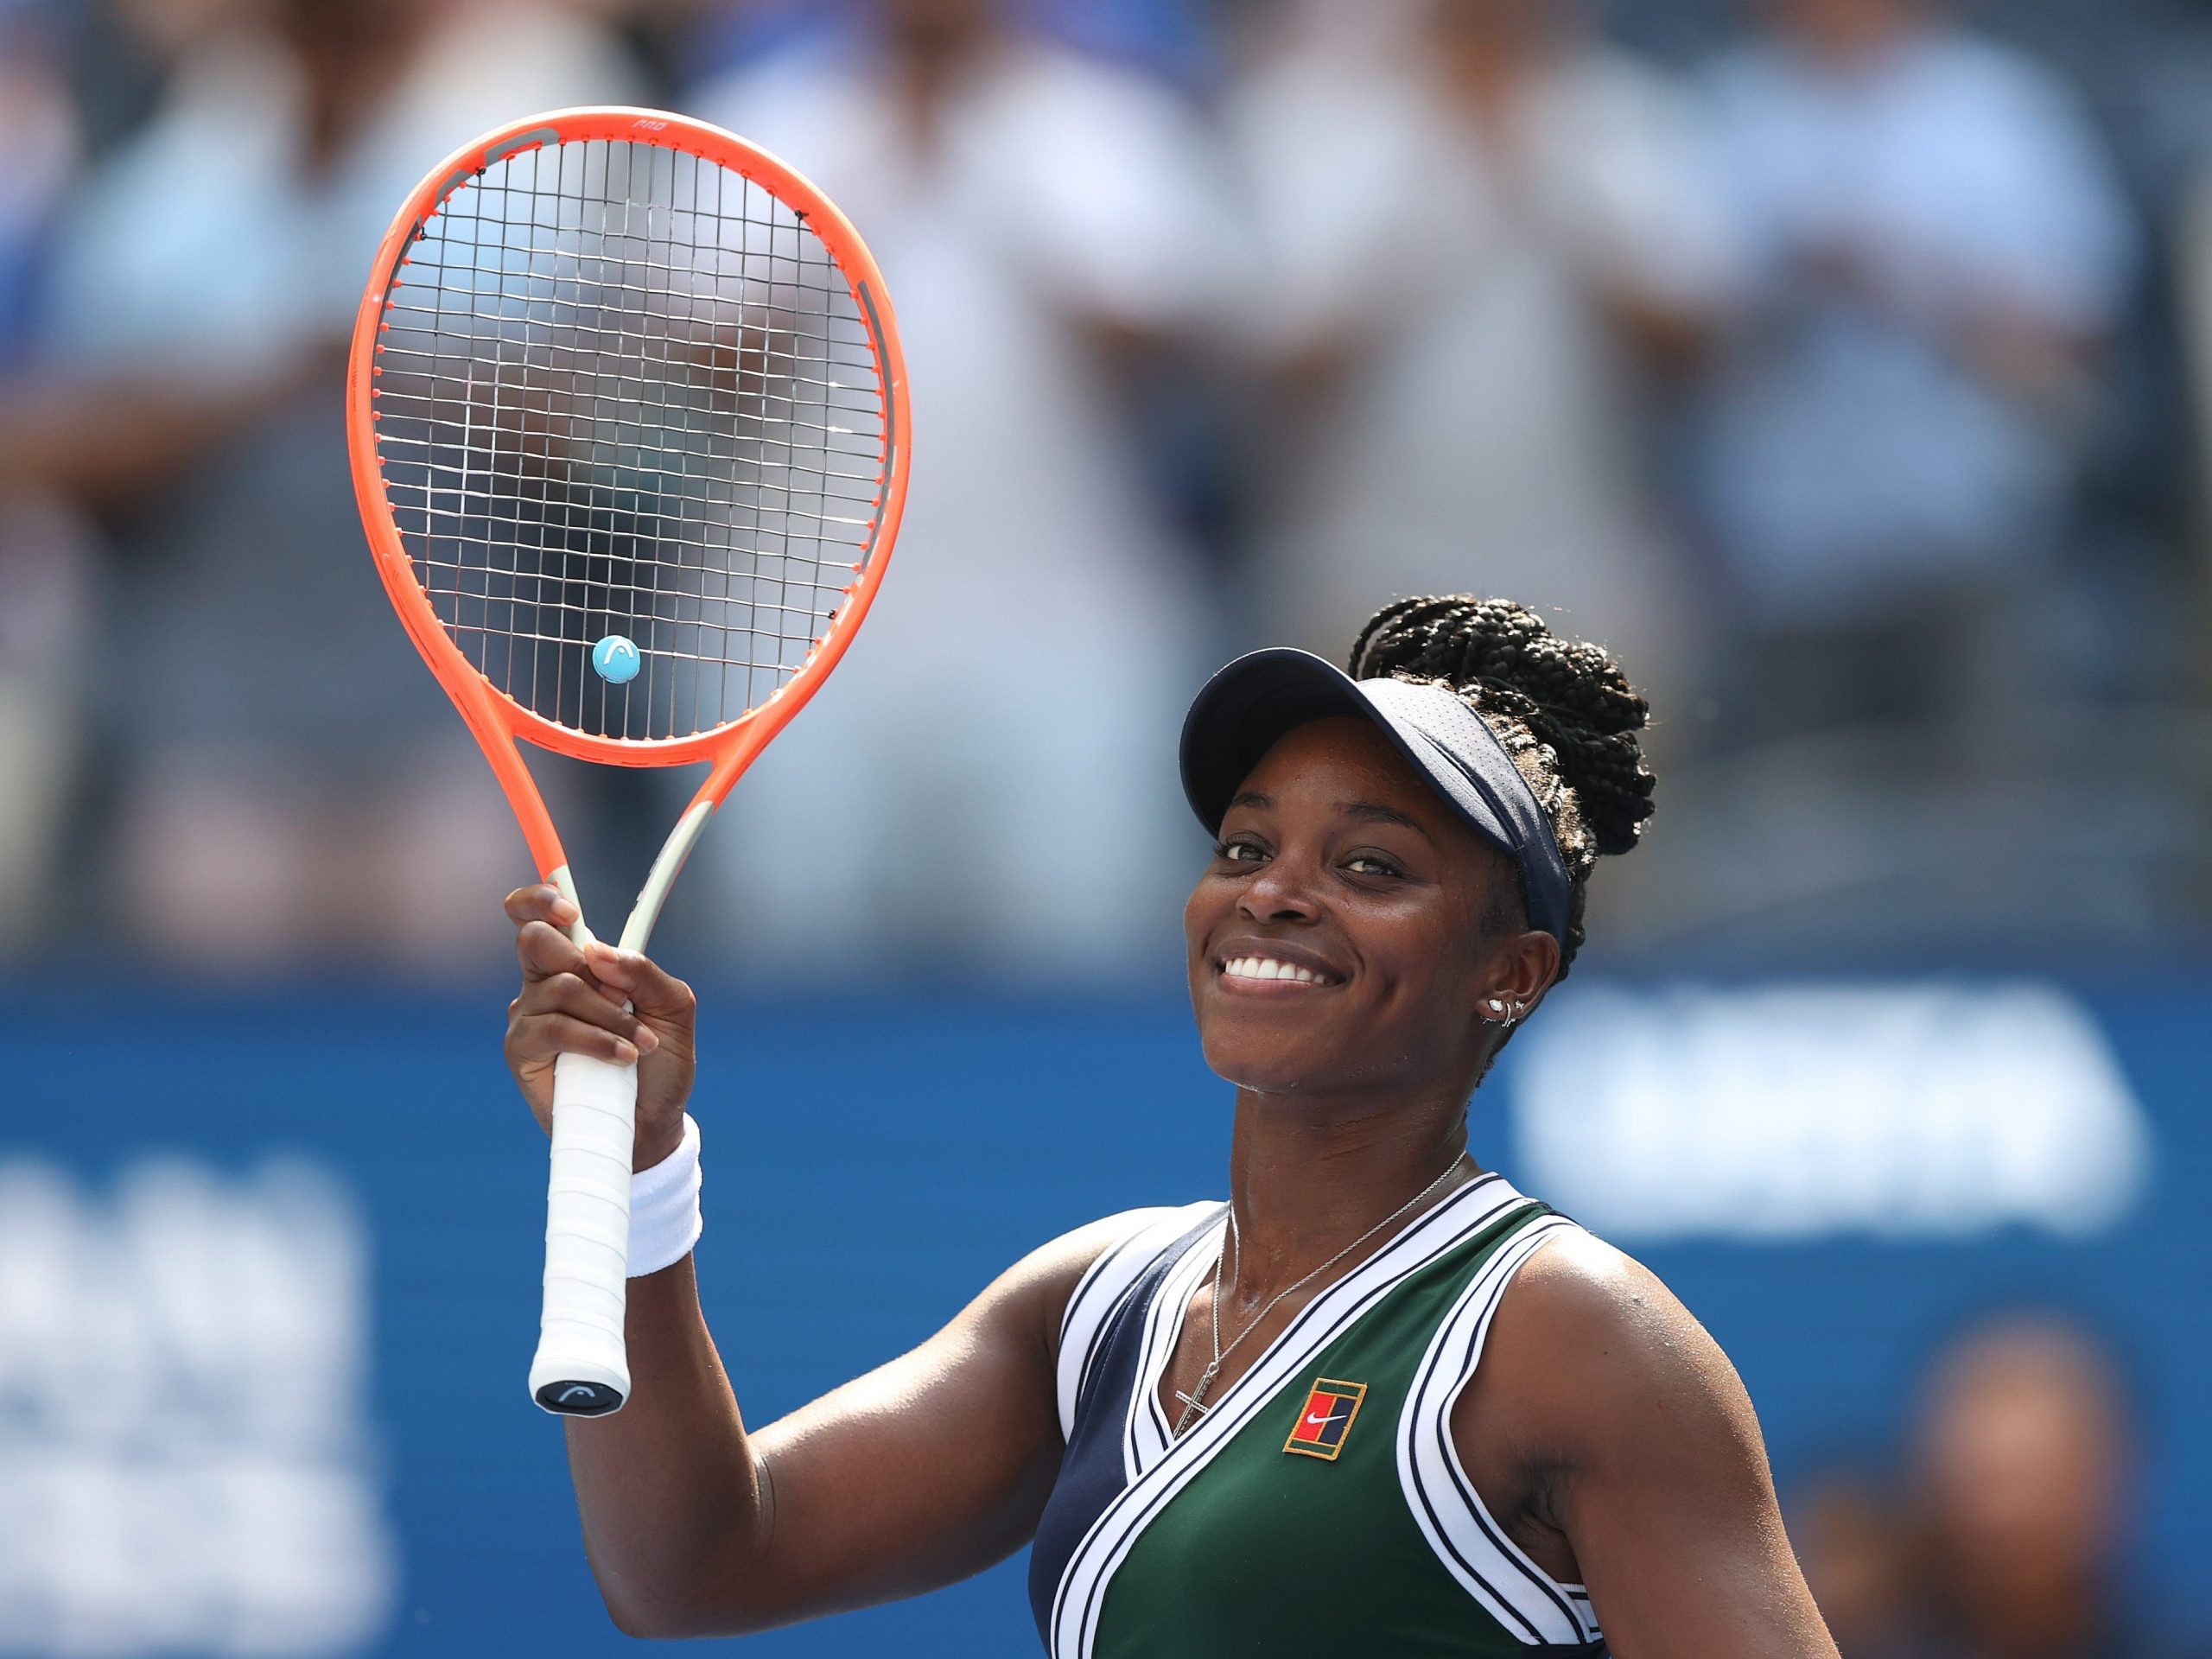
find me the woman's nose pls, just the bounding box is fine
[1238,851,1321,922]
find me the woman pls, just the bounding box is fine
[503,595,1840,1657]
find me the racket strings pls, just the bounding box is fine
[379,429,883,534]
[371,136,888,743]
[370,379,886,496]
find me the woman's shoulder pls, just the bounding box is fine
[1497,1226,1725,1377]
[1000,1199,1217,1278]
[1471,1224,1763,1465]
[1056,1200,1221,1285]
[1044,1203,1221,1342]
[1025,1202,1221,1438]
[984,1203,1219,1349]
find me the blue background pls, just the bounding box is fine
[18,974,2210,1656]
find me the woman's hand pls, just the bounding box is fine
[503,885,698,1170]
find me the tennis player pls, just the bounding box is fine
[503,594,1840,1658]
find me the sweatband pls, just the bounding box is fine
[627,1114,702,1276]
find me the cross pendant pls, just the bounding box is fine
[1172,1360,1223,1437]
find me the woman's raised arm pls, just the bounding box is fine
[503,885,1103,1637]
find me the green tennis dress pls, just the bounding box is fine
[1027,1175,1605,1658]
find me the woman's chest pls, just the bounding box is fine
[1032,1192,1603,1658]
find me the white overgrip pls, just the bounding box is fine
[527,1049,638,1414]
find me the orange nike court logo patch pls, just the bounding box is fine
[1283,1377,1367,1460]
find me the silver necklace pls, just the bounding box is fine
[1172,1154,1471,1437]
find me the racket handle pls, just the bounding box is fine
[528,1051,638,1416]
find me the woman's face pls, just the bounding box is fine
[1184,716,1547,1103]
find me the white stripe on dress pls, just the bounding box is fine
[1398,1215,1602,1646]
[1122,1217,1224,1481]
[1056,1204,1219,1442]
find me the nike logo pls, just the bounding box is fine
[1284,1378,1367,1459]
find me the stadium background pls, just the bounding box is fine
[2,1,2209,1656]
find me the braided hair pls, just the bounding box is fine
[1346,595,1655,979]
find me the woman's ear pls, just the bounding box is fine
[1472,930,1560,1028]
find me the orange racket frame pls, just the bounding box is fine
[348,107,909,893]
[346,108,909,1415]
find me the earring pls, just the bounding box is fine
[1484,998,1516,1024]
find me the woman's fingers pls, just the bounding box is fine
[510,885,596,988]
[518,919,590,982]
[506,893,690,1036]
[584,942,696,1027]
[507,1011,645,1069]
[505,883,579,930]
[520,971,659,1053]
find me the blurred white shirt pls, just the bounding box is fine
[692,42,1228,976]
[35,3,644,748]
[1226,36,1739,706]
[1696,27,2135,621]
[47,4,640,376]
[29,3,648,971]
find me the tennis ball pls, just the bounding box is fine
[592,634,641,684]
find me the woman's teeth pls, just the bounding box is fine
[1222,957,1331,986]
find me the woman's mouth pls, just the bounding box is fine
[1217,955,1340,988]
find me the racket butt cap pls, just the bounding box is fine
[533,1376,627,1416]
[530,1332,630,1416]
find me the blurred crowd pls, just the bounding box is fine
[1,0,2209,976]
[1792,1313,2206,1659]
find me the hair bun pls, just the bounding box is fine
[1347,595,1654,857]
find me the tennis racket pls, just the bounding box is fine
[346,107,909,1416]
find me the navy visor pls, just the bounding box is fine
[1179,648,1572,947]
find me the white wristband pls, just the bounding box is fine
[626,1114,702,1277]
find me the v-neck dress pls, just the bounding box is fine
[1027,1178,1606,1658]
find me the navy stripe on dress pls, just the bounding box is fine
[1027,1209,1220,1644]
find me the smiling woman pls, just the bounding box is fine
[499,595,1840,1659]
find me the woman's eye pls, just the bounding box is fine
[1217,840,1265,864]
[1344,855,1400,877]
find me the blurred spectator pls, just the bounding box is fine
[1,0,642,969]
[1789,1470,1919,1659]
[1905,1314,2197,1659]
[1695,0,2137,747]
[690,0,1227,977]
[0,2,75,365]
[0,0,84,955]
[675,0,1219,88]
[1223,0,1740,721]
[2171,143,2212,634]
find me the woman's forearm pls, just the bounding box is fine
[563,1256,766,1637]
